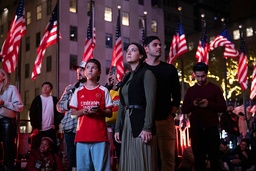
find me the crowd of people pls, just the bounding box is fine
[0,35,255,171]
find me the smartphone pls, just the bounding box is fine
[91,106,99,110]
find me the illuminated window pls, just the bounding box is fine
[246,27,253,37]
[70,0,77,13]
[104,7,112,22]
[151,20,157,32]
[36,5,42,20]
[188,42,194,51]
[233,29,240,40]
[105,33,113,48]
[122,12,129,26]
[26,11,31,25]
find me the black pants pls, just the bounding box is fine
[0,117,16,170]
[190,126,221,171]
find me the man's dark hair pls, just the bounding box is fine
[193,62,208,73]
[42,82,53,90]
[143,36,160,47]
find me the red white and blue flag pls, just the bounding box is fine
[82,5,96,62]
[31,5,59,80]
[0,0,26,73]
[250,65,256,100]
[110,12,124,81]
[195,22,209,64]
[210,28,239,58]
[237,34,248,90]
[167,22,188,64]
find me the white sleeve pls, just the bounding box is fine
[104,87,113,108]
[69,88,78,109]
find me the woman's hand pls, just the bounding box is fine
[114,132,121,143]
[139,130,152,143]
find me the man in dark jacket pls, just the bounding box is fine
[29,82,62,152]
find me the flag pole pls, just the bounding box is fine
[178,6,185,102]
[221,18,228,104]
[56,0,60,97]
[143,11,147,37]
[239,26,247,116]
[15,39,22,160]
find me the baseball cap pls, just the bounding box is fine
[72,61,86,70]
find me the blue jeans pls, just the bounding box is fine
[76,142,110,171]
[64,132,76,170]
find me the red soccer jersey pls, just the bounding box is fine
[70,85,113,142]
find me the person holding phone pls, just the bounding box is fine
[182,62,226,171]
[69,59,113,171]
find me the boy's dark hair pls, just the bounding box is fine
[42,82,53,90]
[193,62,208,74]
[143,36,161,47]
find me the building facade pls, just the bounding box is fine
[0,0,165,131]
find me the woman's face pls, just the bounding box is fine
[0,72,6,82]
[125,44,141,64]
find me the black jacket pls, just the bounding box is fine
[120,66,155,137]
[29,95,62,131]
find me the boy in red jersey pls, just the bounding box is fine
[69,59,113,171]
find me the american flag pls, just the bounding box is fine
[237,33,248,90]
[250,65,256,100]
[110,12,124,81]
[0,0,26,73]
[82,5,96,62]
[210,28,239,58]
[31,5,58,80]
[167,22,188,64]
[195,22,209,64]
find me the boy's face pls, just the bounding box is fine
[85,62,101,81]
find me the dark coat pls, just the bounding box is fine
[29,95,62,131]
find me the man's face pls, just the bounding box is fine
[144,39,162,58]
[194,71,207,86]
[76,67,86,82]
[41,84,52,95]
